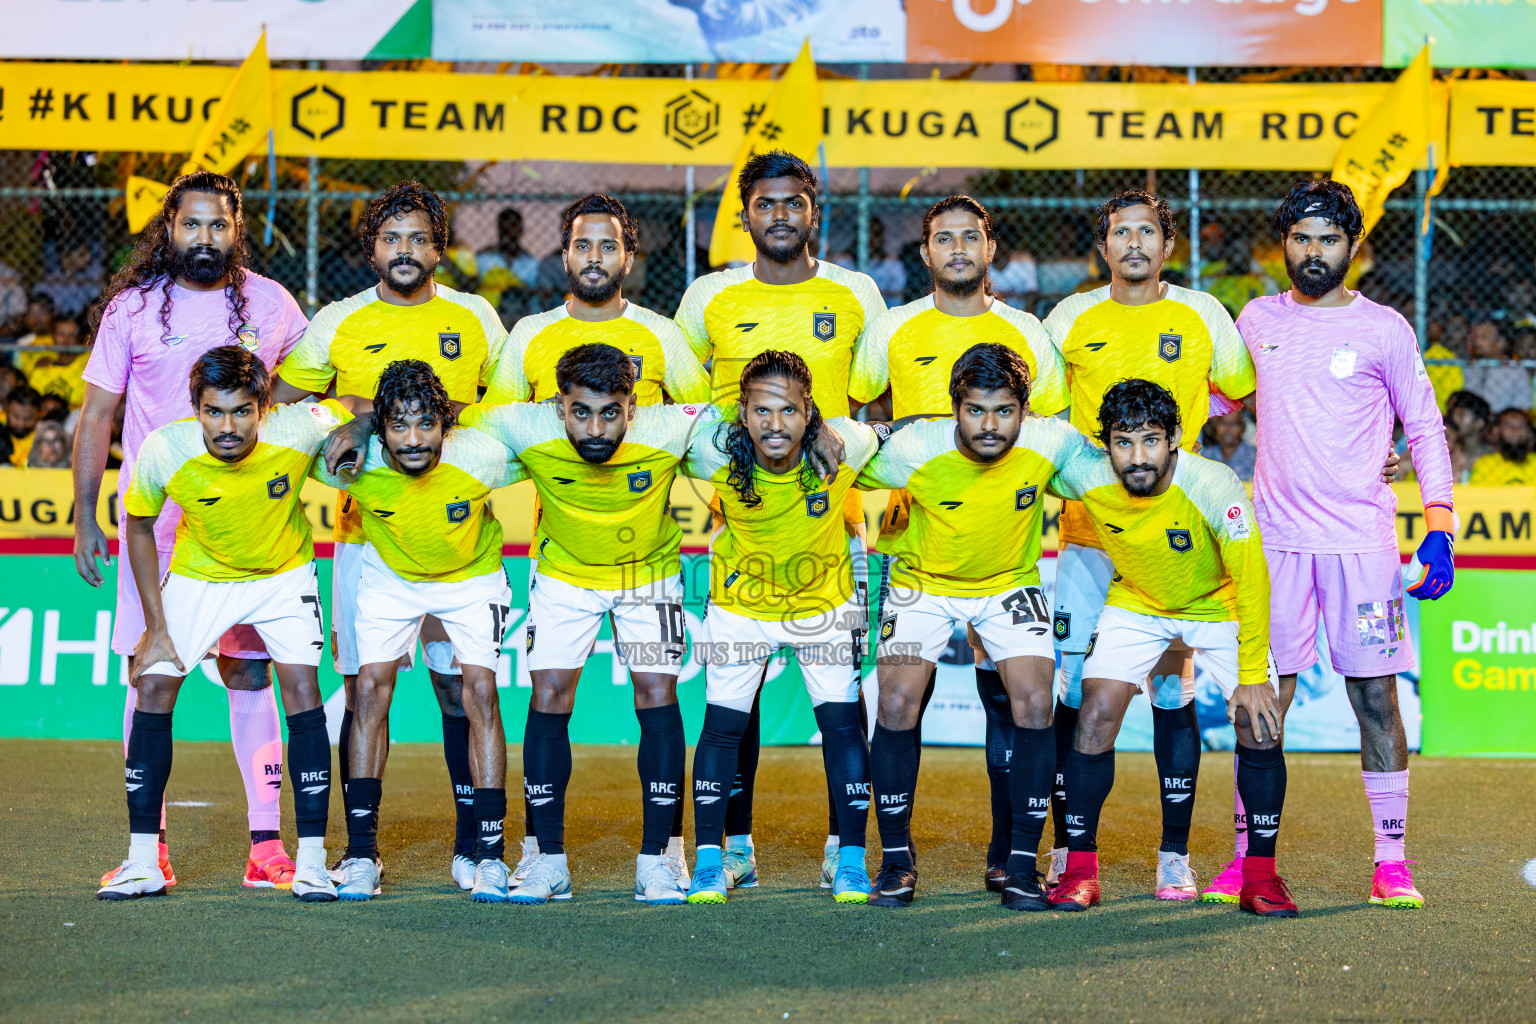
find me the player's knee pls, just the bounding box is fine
[529,676,575,714]
[220,657,271,691]
[429,670,466,717]
[1009,689,1053,731]
[135,677,178,713]
[876,686,921,730]
[631,675,677,710]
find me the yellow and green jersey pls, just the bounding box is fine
[279,282,508,545]
[684,417,879,620]
[1049,443,1271,686]
[856,416,1082,597]
[849,294,1068,418]
[310,425,519,583]
[1043,283,1255,547]
[125,401,345,582]
[482,301,710,407]
[460,401,710,591]
[674,260,886,415]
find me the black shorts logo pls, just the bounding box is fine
[267,474,290,499]
[525,624,536,654]
[1015,485,1037,511]
[628,470,652,493]
[806,490,829,518]
[1159,333,1182,363]
[813,312,836,341]
[1167,528,1193,553]
[1053,611,1071,642]
[446,500,470,523]
[440,332,462,360]
[878,616,897,643]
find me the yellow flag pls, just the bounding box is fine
[1331,44,1433,239]
[1423,78,1450,233]
[180,31,272,177]
[709,41,823,268]
[125,175,171,233]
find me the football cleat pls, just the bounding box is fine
[868,861,918,908]
[451,853,477,892]
[1369,860,1425,909]
[102,842,176,889]
[1043,847,1066,891]
[832,862,871,904]
[820,839,838,889]
[471,859,512,903]
[1239,858,1298,918]
[635,854,687,905]
[334,857,381,901]
[510,836,539,888]
[1155,851,1199,901]
[508,853,572,905]
[664,841,691,892]
[243,839,296,890]
[985,863,1007,894]
[1201,858,1243,904]
[97,861,167,901]
[1048,851,1101,911]
[723,842,758,889]
[687,863,728,905]
[291,846,339,903]
[1001,871,1052,912]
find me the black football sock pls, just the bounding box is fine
[869,723,919,868]
[976,666,1014,865]
[813,701,870,849]
[126,710,173,836]
[1005,725,1055,877]
[1050,699,1079,849]
[1236,743,1287,858]
[523,710,572,855]
[344,777,383,862]
[337,704,354,795]
[472,787,508,864]
[1063,748,1115,853]
[285,707,330,840]
[693,704,751,850]
[441,714,476,857]
[724,691,761,838]
[1152,703,1200,856]
[635,703,685,856]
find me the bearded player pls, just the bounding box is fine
[1230,180,1455,909]
[75,171,310,891]
[850,194,1068,893]
[675,150,886,889]
[272,181,508,890]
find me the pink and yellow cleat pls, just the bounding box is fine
[1200,858,1243,903]
[243,839,296,890]
[102,842,177,889]
[1369,860,1424,909]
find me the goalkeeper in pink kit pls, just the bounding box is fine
[1208,180,1454,909]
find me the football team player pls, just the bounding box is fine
[1046,380,1294,918]
[75,171,310,891]
[98,348,337,902]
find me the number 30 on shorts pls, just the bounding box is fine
[1000,586,1049,624]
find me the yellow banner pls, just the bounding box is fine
[3,471,1532,558]
[1448,79,1536,167]
[5,61,1506,171]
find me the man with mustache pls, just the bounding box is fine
[461,344,711,906]
[272,181,509,892]
[311,360,518,902]
[850,194,1068,895]
[674,149,887,891]
[1042,188,1257,902]
[1236,180,1455,910]
[74,170,309,893]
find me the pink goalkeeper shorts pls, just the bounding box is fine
[1264,547,1415,679]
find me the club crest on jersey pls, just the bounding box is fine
[806,490,830,518]
[878,616,897,643]
[446,500,470,523]
[236,323,260,351]
[1166,528,1193,553]
[266,474,290,499]
[813,312,836,341]
[1015,485,1037,511]
[628,354,644,380]
[1053,612,1071,641]
[628,470,652,493]
[439,332,462,360]
[1159,333,1182,363]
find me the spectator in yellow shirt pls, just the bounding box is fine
[1469,408,1536,486]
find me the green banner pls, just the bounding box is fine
[1383,0,1536,68]
[0,554,828,746]
[1419,568,1536,757]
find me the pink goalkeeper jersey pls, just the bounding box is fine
[82,273,307,543]
[1239,291,1453,554]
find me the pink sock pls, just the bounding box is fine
[124,684,167,831]
[1362,769,1409,863]
[227,685,283,833]
[1233,753,1248,859]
